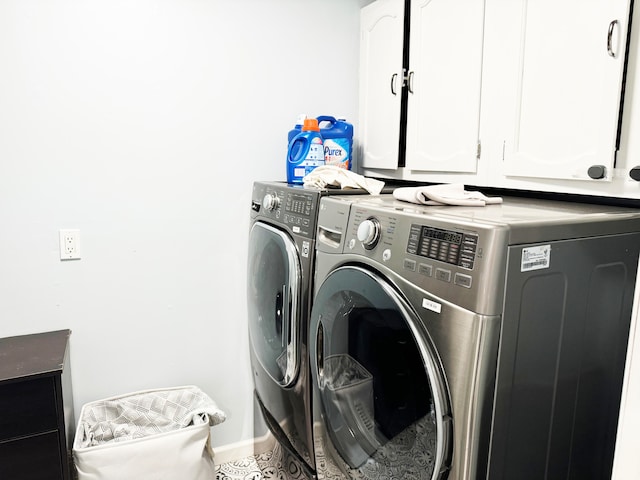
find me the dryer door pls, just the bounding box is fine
[310,265,452,479]
[247,222,301,387]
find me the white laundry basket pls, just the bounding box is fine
[72,385,226,480]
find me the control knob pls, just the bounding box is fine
[357,217,381,250]
[262,193,280,211]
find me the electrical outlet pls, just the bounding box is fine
[59,229,81,260]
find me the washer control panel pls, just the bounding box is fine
[315,195,511,313]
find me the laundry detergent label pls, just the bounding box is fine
[306,137,325,162]
[521,245,551,272]
[324,138,350,169]
[293,137,325,179]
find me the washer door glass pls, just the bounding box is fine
[247,222,301,386]
[311,265,451,478]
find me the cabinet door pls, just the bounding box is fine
[497,0,631,182]
[405,0,485,174]
[359,0,405,169]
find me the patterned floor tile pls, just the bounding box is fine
[215,441,313,480]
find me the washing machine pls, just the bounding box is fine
[309,194,640,480]
[247,181,387,476]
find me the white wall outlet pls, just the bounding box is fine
[59,229,81,260]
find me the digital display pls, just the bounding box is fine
[288,193,309,206]
[407,224,477,269]
[422,228,463,245]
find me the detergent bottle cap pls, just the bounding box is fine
[302,118,320,132]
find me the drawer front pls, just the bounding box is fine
[0,376,58,442]
[0,431,63,480]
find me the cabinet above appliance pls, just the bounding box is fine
[358,0,640,201]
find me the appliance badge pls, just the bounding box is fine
[422,298,442,314]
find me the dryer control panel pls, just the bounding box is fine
[251,182,320,239]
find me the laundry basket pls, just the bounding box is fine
[72,385,226,480]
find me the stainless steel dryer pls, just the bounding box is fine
[247,181,386,476]
[309,194,640,480]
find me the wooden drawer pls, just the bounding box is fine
[0,376,58,442]
[0,431,63,480]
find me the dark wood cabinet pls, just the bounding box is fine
[0,330,74,480]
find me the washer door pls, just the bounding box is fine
[310,265,452,479]
[247,222,301,387]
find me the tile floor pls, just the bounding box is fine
[216,411,439,479]
[215,441,313,480]
[71,441,314,480]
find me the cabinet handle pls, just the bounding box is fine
[630,166,640,181]
[391,73,398,95]
[588,165,607,179]
[607,20,618,58]
[408,71,415,94]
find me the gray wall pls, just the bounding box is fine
[0,0,362,447]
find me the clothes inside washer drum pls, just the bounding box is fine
[347,307,432,439]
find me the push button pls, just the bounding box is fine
[454,273,472,288]
[403,259,416,272]
[435,268,452,283]
[419,264,433,277]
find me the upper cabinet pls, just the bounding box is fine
[405,0,485,174]
[484,0,631,183]
[359,0,640,200]
[359,0,405,170]
[359,0,486,174]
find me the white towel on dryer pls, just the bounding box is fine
[393,183,502,206]
[303,165,385,195]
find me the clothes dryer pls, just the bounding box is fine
[310,194,640,480]
[247,181,386,476]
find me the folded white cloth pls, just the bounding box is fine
[393,183,502,206]
[303,165,385,195]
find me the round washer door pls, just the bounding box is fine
[247,222,301,387]
[310,265,452,479]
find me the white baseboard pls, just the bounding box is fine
[212,431,277,465]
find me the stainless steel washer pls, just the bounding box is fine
[310,194,640,480]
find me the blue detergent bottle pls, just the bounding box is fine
[317,115,354,170]
[287,118,325,184]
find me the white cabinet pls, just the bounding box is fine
[358,0,485,174]
[358,0,404,170]
[358,0,639,199]
[483,0,631,183]
[405,0,485,174]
